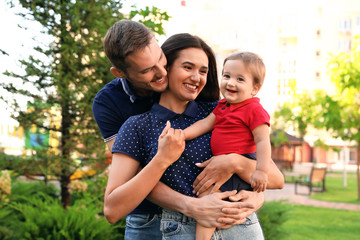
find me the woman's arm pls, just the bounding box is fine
[183,113,216,140]
[147,182,258,228]
[193,154,284,195]
[104,122,185,223]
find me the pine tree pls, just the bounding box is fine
[2,0,169,207]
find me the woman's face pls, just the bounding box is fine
[166,48,208,102]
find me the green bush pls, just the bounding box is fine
[0,193,123,240]
[11,181,59,201]
[257,201,291,240]
[0,153,24,172]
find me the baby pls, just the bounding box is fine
[184,51,271,240]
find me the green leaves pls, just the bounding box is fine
[3,0,169,207]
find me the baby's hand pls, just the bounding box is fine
[250,170,268,192]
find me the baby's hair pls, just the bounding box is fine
[223,52,266,86]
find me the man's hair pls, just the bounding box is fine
[223,52,266,86]
[104,20,153,73]
[161,33,220,102]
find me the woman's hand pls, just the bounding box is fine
[193,154,236,195]
[157,121,185,167]
[218,190,264,227]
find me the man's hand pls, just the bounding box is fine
[193,154,235,195]
[218,190,264,226]
[186,191,255,228]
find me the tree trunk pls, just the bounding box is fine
[60,172,71,208]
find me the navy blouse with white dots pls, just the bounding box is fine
[112,101,217,197]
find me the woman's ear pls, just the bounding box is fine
[110,67,126,78]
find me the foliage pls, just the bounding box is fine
[0,170,12,206]
[0,153,24,172]
[0,176,125,239]
[0,193,122,240]
[257,201,290,240]
[10,180,59,201]
[274,35,360,199]
[1,0,169,207]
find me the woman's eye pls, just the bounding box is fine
[184,66,191,70]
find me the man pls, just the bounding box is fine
[93,20,264,240]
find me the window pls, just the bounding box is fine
[316,50,321,57]
[339,19,352,32]
[315,71,321,79]
[338,40,352,51]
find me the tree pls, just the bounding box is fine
[326,35,360,199]
[275,35,360,199]
[1,0,169,208]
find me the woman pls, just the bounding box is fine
[106,33,283,239]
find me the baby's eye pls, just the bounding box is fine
[237,77,244,82]
[223,74,230,79]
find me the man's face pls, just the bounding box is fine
[124,37,168,96]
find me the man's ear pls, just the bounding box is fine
[110,67,126,78]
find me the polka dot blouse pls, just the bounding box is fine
[112,101,217,197]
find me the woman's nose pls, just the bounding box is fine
[190,72,200,82]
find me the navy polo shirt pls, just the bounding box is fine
[92,78,157,142]
[112,101,218,199]
[92,77,160,214]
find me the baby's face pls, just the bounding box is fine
[220,59,259,104]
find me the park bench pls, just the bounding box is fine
[294,167,327,195]
[283,162,313,182]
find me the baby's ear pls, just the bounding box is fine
[110,67,126,78]
[252,84,261,96]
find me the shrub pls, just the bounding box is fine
[0,170,11,206]
[257,201,291,240]
[0,193,122,240]
[11,180,59,202]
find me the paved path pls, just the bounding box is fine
[265,183,360,211]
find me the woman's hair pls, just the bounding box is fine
[223,52,266,86]
[161,33,220,102]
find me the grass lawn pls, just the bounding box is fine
[309,173,360,204]
[278,204,360,240]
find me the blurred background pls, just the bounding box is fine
[0,0,359,239]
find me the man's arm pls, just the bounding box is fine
[148,181,256,228]
[106,138,116,152]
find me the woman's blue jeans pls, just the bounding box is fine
[160,209,264,240]
[125,213,162,240]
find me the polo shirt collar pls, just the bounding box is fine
[119,77,155,103]
[218,97,260,111]
[151,101,199,121]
